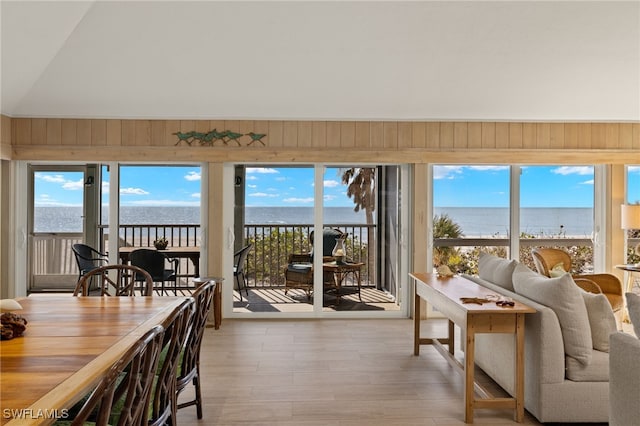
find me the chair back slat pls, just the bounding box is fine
[70,325,164,426]
[73,264,154,296]
[148,298,195,426]
[176,280,216,418]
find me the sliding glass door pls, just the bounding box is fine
[232,163,407,317]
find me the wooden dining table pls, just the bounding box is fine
[0,295,185,425]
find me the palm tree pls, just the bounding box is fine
[341,168,376,278]
[433,214,464,267]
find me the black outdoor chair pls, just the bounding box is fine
[233,244,252,301]
[72,243,108,282]
[130,249,179,296]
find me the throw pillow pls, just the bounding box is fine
[626,292,640,337]
[478,252,517,291]
[549,262,568,278]
[581,290,617,352]
[513,263,593,365]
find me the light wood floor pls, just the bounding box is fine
[176,318,549,426]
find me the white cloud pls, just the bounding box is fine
[324,195,336,201]
[433,166,463,180]
[275,177,287,182]
[246,175,258,181]
[36,174,66,183]
[120,187,150,195]
[191,193,201,198]
[184,171,201,181]
[102,181,109,194]
[249,192,278,198]
[247,167,279,174]
[552,166,593,176]
[629,166,640,173]
[283,197,314,203]
[469,166,509,171]
[62,179,84,191]
[581,179,594,185]
[324,179,340,188]
[248,184,257,189]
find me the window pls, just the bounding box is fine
[432,165,510,274]
[520,165,595,273]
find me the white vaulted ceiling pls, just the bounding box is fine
[1,1,639,121]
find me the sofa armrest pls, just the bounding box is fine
[609,332,640,426]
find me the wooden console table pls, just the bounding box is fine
[410,272,535,423]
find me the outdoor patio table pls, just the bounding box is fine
[0,295,184,425]
[119,246,201,279]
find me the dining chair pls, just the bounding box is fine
[67,325,164,426]
[176,280,216,419]
[148,298,195,426]
[130,249,179,295]
[73,264,154,296]
[72,243,108,282]
[233,243,252,301]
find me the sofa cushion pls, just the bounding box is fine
[581,290,617,352]
[626,292,640,337]
[478,252,517,291]
[513,263,592,365]
[566,349,609,382]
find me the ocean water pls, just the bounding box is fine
[33,206,594,237]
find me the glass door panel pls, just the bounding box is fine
[117,165,202,292]
[322,166,402,312]
[29,166,86,291]
[237,166,315,313]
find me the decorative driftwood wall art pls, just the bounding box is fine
[174,130,266,146]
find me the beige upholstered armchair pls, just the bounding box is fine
[531,247,624,313]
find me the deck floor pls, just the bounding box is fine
[233,286,400,313]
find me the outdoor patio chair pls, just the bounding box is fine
[233,244,252,301]
[73,264,153,296]
[283,228,344,299]
[130,248,179,296]
[72,243,108,282]
[532,247,623,313]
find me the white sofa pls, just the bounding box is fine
[609,331,640,426]
[461,253,614,423]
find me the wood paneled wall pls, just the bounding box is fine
[1,115,12,160]
[8,118,640,163]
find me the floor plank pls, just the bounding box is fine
[176,318,547,425]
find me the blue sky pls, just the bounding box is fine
[33,165,640,207]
